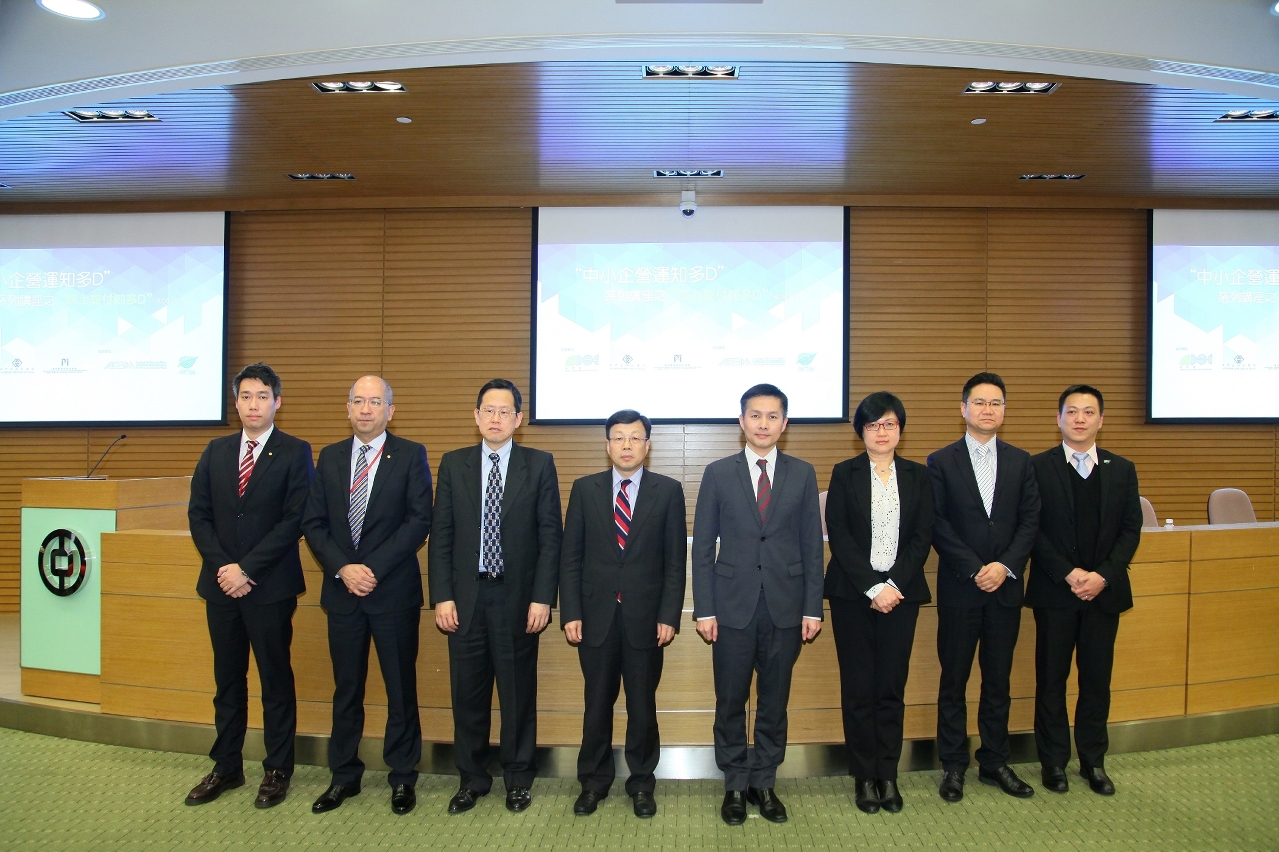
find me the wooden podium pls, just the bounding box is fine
[20,476,189,704]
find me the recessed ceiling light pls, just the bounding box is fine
[37,0,104,20]
[971,118,987,125]
[64,108,158,122]
[396,116,412,124]
[1019,173,1086,180]
[0,183,10,189]
[653,169,723,178]
[311,81,407,93]
[643,64,738,79]
[964,81,1058,94]
[1272,1,1279,15]
[1215,108,1279,122]
[287,173,356,180]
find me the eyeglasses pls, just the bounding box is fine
[609,435,648,446]
[966,399,1005,410]
[350,397,385,408]
[863,421,900,432]
[480,406,517,420]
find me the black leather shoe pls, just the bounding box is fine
[185,770,245,805]
[254,770,289,809]
[938,771,965,802]
[721,791,747,825]
[1081,766,1115,796]
[447,788,486,814]
[632,790,657,818]
[573,790,606,815]
[391,784,416,815]
[746,787,788,823]
[506,787,532,812]
[876,779,903,813]
[1041,766,1069,794]
[854,778,880,813]
[978,765,1035,798]
[311,782,360,813]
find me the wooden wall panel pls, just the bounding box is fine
[3,204,1277,615]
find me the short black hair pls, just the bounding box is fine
[740,383,789,416]
[605,409,652,439]
[232,362,281,399]
[476,378,523,413]
[962,371,1006,402]
[853,391,907,437]
[1058,384,1105,414]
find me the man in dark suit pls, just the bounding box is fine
[692,384,825,826]
[1028,385,1141,797]
[928,371,1040,802]
[428,379,562,815]
[302,376,432,816]
[185,362,314,809]
[561,409,686,819]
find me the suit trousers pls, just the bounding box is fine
[577,606,665,796]
[712,589,803,791]
[936,599,1022,772]
[1033,604,1120,771]
[326,605,421,787]
[449,578,540,792]
[206,597,298,777]
[829,596,919,781]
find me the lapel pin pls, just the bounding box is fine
[1103,459,1110,464]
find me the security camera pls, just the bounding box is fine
[680,189,697,218]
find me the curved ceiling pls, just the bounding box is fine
[2,0,1279,121]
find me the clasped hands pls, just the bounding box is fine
[1066,567,1106,601]
[217,563,255,598]
[433,600,552,635]
[973,561,1009,593]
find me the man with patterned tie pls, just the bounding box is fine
[186,362,314,808]
[302,376,432,815]
[560,410,687,819]
[927,372,1040,803]
[1028,385,1141,796]
[428,379,563,815]
[692,384,825,826]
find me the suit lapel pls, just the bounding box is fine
[594,470,616,544]
[460,445,482,522]
[1095,448,1112,513]
[1052,446,1076,515]
[501,443,529,519]
[734,453,763,529]
[955,439,986,512]
[894,455,913,540]
[365,433,399,515]
[624,470,655,550]
[849,454,871,523]
[238,430,279,504]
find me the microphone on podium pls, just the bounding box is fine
[86,434,127,478]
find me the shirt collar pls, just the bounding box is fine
[242,426,273,448]
[354,430,387,453]
[481,438,513,463]
[745,445,779,470]
[1062,442,1098,467]
[613,466,644,489]
[965,432,996,456]
[869,456,896,472]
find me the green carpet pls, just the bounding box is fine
[0,728,1275,851]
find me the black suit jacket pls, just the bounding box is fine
[301,432,432,615]
[927,436,1041,609]
[427,442,563,637]
[1027,447,1142,614]
[560,468,687,649]
[824,453,934,605]
[189,428,314,606]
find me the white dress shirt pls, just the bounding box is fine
[239,426,272,467]
[1063,442,1099,478]
[866,459,902,601]
[745,445,779,496]
[963,431,1016,581]
[613,465,644,510]
[349,430,387,495]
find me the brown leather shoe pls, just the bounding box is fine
[255,770,290,809]
[185,770,245,805]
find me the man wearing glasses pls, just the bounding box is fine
[927,372,1041,803]
[429,379,563,815]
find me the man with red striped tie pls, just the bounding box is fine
[560,410,687,818]
[186,362,314,809]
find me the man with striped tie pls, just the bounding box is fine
[429,379,562,815]
[187,362,314,809]
[692,384,825,825]
[302,376,432,815]
[928,372,1041,803]
[560,410,687,818]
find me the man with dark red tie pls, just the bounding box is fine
[560,410,687,818]
[186,362,314,809]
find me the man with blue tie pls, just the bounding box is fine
[429,379,563,814]
[928,372,1040,802]
[302,376,433,815]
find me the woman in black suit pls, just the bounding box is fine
[824,391,934,814]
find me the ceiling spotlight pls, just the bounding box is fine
[316,82,344,91]
[65,107,158,123]
[1019,173,1086,180]
[98,109,125,118]
[124,109,150,118]
[643,64,738,79]
[0,183,11,189]
[1024,82,1054,92]
[1272,0,1279,15]
[287,173,356,180]
[1250,108,1277,118]
[37,0,104,20]
[1216,108,1279,122]
[996,82,1023,91]
[646,65,674,75]
[312,81,406,93]
[964,81,1058,94]
[1225,109,1252,118]
[346,82,373,90]
[373,81,404,91]
[396,116,412,124]
[70,109,99,120]
[706,65,736,75]
[971,118,987,125]
[969,82,996,91]
[677,65,705,74]
[653,169,723,178]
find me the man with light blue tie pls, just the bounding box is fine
[428,379,563,815]
[927,372,1040,803]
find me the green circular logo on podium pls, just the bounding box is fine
[38,529,90,597]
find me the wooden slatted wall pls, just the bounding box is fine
[0,205,1272,612]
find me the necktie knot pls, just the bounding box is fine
[489,452,500,465]
[1073,451,1092,478]
[246,440,258,451]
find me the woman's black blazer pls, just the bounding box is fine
[824,452,934,605]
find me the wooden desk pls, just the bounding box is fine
[94,524,1279,746]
